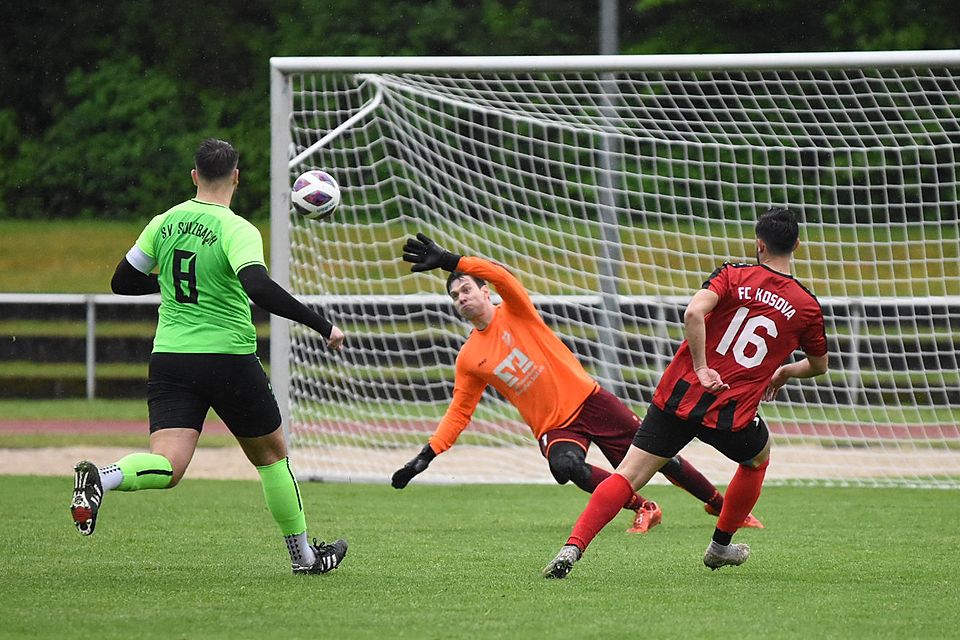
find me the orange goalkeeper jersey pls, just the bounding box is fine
[428,257,598,454]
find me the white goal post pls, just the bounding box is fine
[270,51,960,488]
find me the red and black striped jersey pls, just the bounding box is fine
[652,263,827,431]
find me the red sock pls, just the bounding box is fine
[660,455,723,510]
[566,473,635,552]
[585,464,646,511]
[717,460,769,534]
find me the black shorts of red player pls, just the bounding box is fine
[632,403,769,464]
[147,352,282,438]
[537,387,640,467]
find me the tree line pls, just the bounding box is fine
[1,0,957,220]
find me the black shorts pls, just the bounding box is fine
[632,404,769,463]
[147,352,281,438]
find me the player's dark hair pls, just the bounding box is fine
[445,271,486,294]
[755,206,799,255]
[195,138,239,180]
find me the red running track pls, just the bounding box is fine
[0,419,956,441]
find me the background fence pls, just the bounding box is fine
[4,292,957,407]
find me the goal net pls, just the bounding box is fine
[270,52,960,488]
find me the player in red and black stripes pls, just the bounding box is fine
[543,206,829,578]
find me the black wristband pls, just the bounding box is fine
[418,443,437,462]
[439,252,462,272]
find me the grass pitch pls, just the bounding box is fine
[3,476,958,639]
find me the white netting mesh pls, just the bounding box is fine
[274,56,960,487]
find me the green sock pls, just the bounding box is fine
[115,453,174,491]
[257,457,307,537]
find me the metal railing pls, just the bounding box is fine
[0,293,160,399]
[2,292,958,403]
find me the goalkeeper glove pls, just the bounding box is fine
[391,444,437,489]
[402,232,461,273]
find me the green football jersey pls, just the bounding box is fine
[135,199,265,354]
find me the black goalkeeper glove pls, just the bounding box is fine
[391,444,437,489]
[402,232,461,273]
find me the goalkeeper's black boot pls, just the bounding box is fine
[71,460,103,536]
[542,544,582,579]
[292,539,349,575]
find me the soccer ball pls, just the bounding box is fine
[291,170,341,220]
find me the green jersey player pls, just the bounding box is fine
[70,139,347,575]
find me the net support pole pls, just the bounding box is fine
[593,74,627,397]
[652,301,672,377]
[270,62,293,437]
[599,0,618,56]
[848,301,866,406]
[85,295,96,399]
[288,78,384,170]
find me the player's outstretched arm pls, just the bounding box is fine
[402,233,461,272]
[393,368,484,488]
[238,264,344,350]
[391,444,437,488]
[111,258,160,296]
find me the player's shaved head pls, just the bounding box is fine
[755,206,799,255]
[195,139,239,180]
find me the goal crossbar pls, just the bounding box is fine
[272,50,960,73]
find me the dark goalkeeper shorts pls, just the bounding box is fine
[147,352,282,438]
[538,387,641,468]
[632,403,769,463]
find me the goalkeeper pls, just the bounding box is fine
[69,139,347,575]
[392,232,762,533]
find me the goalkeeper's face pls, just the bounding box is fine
[448,276,492,323]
